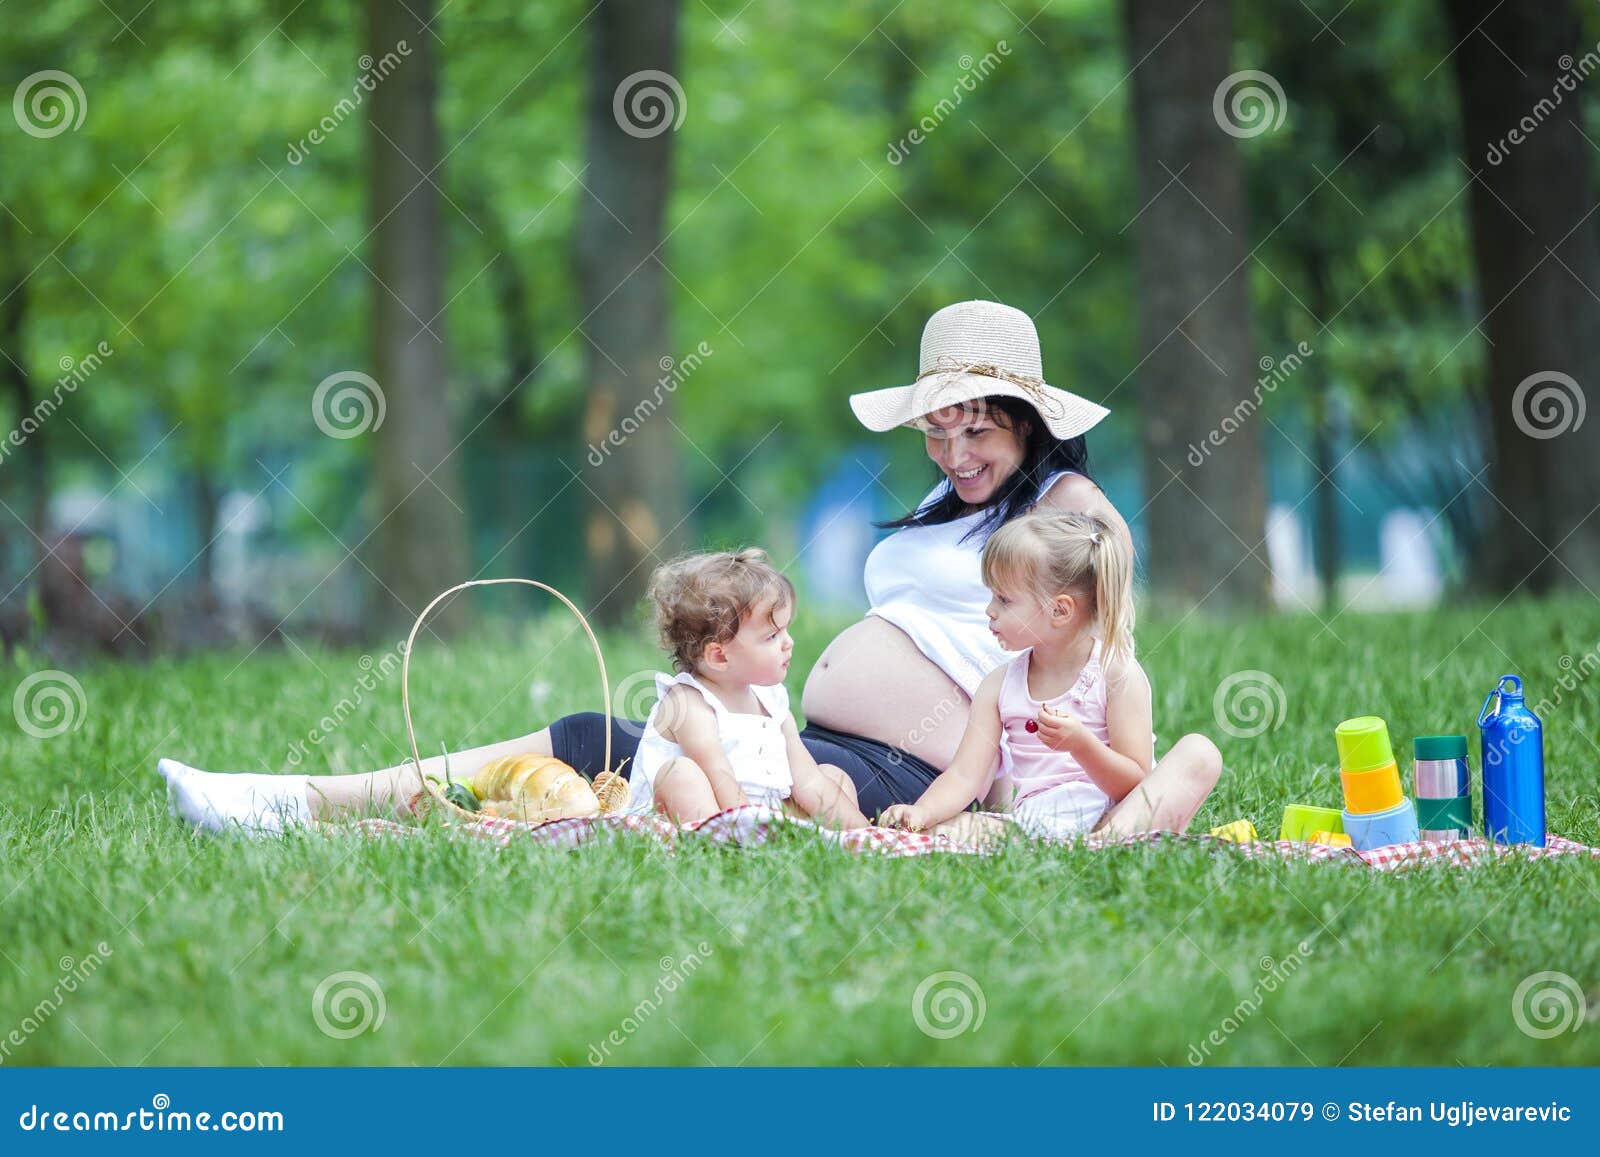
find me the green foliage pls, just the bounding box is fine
[0,1,1510,601]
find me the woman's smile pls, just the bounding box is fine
[950,462,991,495]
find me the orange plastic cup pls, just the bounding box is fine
[1339,761,1404,815]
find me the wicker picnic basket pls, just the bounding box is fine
[399,578,631,824]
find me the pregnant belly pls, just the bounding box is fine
[801,617,972,772]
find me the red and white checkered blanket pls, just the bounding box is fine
[341,806,1599,871]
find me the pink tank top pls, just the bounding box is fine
[996,642,1112,805]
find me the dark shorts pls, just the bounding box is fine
[547,712,941,818]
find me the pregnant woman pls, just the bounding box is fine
[160,301,1221,834]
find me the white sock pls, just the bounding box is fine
[158,758,312,835]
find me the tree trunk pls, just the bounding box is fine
[0,213,48,578]
[1446,0,1600,592]
[363,0,470,632]
[1123,0,1269,610]
[1306,254,1339,612]
[193,465,219,593]
[576,0,685,624]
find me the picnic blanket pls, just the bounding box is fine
[342,805,1600,871]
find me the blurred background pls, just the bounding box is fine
[4,0,1599,656]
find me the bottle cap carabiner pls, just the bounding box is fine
[1478,687,1501,729]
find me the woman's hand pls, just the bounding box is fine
[879,803,932,831]
[1034,705,1088,754]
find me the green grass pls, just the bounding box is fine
[4,598,1600,1066]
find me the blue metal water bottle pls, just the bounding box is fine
[1477,674,1546,847]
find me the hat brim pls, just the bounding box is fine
[849,373,1110,442]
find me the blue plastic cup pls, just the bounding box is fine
[1341,798,1420,851]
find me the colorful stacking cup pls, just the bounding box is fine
[1208,818,1257,843]
[1338,763,1405,813]
[1414,734,1471,842]
[1342,797,1420,851]
[1335,716,1395,773]
[1335,716,1406,816]
[1280,804,1344,843]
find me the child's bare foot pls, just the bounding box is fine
[930,812,1012,849]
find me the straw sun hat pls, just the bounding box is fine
[848,300,1110,441]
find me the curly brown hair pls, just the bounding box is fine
[647,548,796,673]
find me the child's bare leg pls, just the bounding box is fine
[304,728,557,820]
[1094,732,1222,837]
[788,763,869,829]
[652,757,719,826]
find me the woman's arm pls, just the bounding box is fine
[1034,658,1154,803]
[1039,473,1134,563]
[782,717,869,828]
[881,668,1006,829]
[660,687,750,810]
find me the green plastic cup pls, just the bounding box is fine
[1279,804,1345,842]
[1334,716,1394,772]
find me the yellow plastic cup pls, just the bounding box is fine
[1208,818,1257,843]
[1279,804,1344,842]
[1338,762,1405,815]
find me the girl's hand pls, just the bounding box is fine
[1035,706,1087,754]
[879,804,931,831]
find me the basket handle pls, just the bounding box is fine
[399,579,612,805]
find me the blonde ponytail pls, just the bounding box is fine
[1089,521,1135,675]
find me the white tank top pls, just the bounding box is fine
[863,469,1079,695]
[625,672,794,814]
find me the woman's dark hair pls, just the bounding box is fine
[877,395,1093,542]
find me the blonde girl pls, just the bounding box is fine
[625,549,869,829]
[880,510,1153,840]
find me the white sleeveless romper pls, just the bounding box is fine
[625,672,794,814]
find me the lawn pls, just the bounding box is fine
[3,597,1600,1066]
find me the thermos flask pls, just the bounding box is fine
[1477,675,1545,847]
